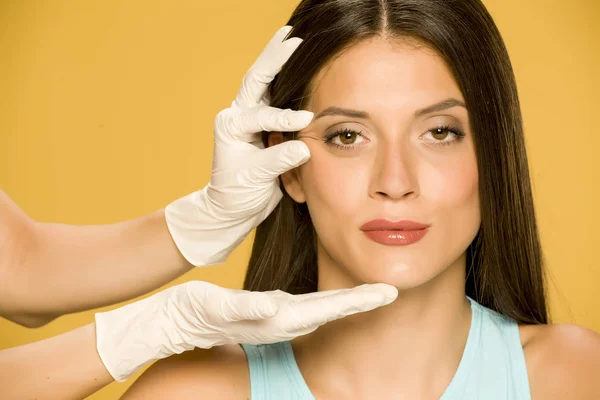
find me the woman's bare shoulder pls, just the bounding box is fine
[519,323,600,399]
[121,344,250,400]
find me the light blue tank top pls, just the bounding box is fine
[240,297,531,399]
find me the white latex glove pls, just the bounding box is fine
[95,280,398,381]
[165,25,313,267]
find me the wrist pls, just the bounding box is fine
[165,188,257,266]
[94,290,176,381]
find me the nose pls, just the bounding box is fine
[369,142,418,201]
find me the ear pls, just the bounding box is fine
[267,132,306,204]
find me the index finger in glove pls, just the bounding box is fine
[234,25,303,108]
[281,283,398,332]
[222,106,313,142]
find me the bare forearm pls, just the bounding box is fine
[0,190,193,321]
[24,209,192,316]
[0,323,114,399]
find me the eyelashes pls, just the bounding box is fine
[322,125,466,150]
[424,125,467,147]
[322,128,367,149]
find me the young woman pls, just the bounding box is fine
[123,0,600,398]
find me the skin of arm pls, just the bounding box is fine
[121,345,250,400]
[0,323,114,400]
[0,189,193,327]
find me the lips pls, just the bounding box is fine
[360,219,430,231]
[360,219,431,246]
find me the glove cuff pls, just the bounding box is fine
[94,288,182,382]
[165,187,256,267]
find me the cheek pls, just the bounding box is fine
[297,145,369,221]
[429,162,478,207]
[424,152,480,236]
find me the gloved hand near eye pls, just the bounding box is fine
[165,25,314,267]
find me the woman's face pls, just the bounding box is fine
[280,37,480,290]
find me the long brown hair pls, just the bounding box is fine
[244,0,548,325]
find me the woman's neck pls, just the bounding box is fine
[292,253,471,399]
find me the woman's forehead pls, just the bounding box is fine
[306,37,463,113]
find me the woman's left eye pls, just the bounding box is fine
[422,125,466,147]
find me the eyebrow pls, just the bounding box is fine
[313,98,467,120]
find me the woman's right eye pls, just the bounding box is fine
[323,128,367,149]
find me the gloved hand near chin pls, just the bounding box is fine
[96,280,398,381]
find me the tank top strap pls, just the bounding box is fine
[478,302,532,400]
[241,342,315,399]
[442,297,532,399]
[440,296,483,398]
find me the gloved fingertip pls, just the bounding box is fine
[283,36,303,49]
[279,25,293,35]
[278,110,314,132]
[294,110,314,127]
[286,141,311,165]
[370,283,399,303]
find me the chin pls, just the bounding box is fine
[343,257,441,291]
[318,239,465,292]
[363,268,438,291]
[352,249,467,293]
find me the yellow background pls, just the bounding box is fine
[0,0,598,398]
